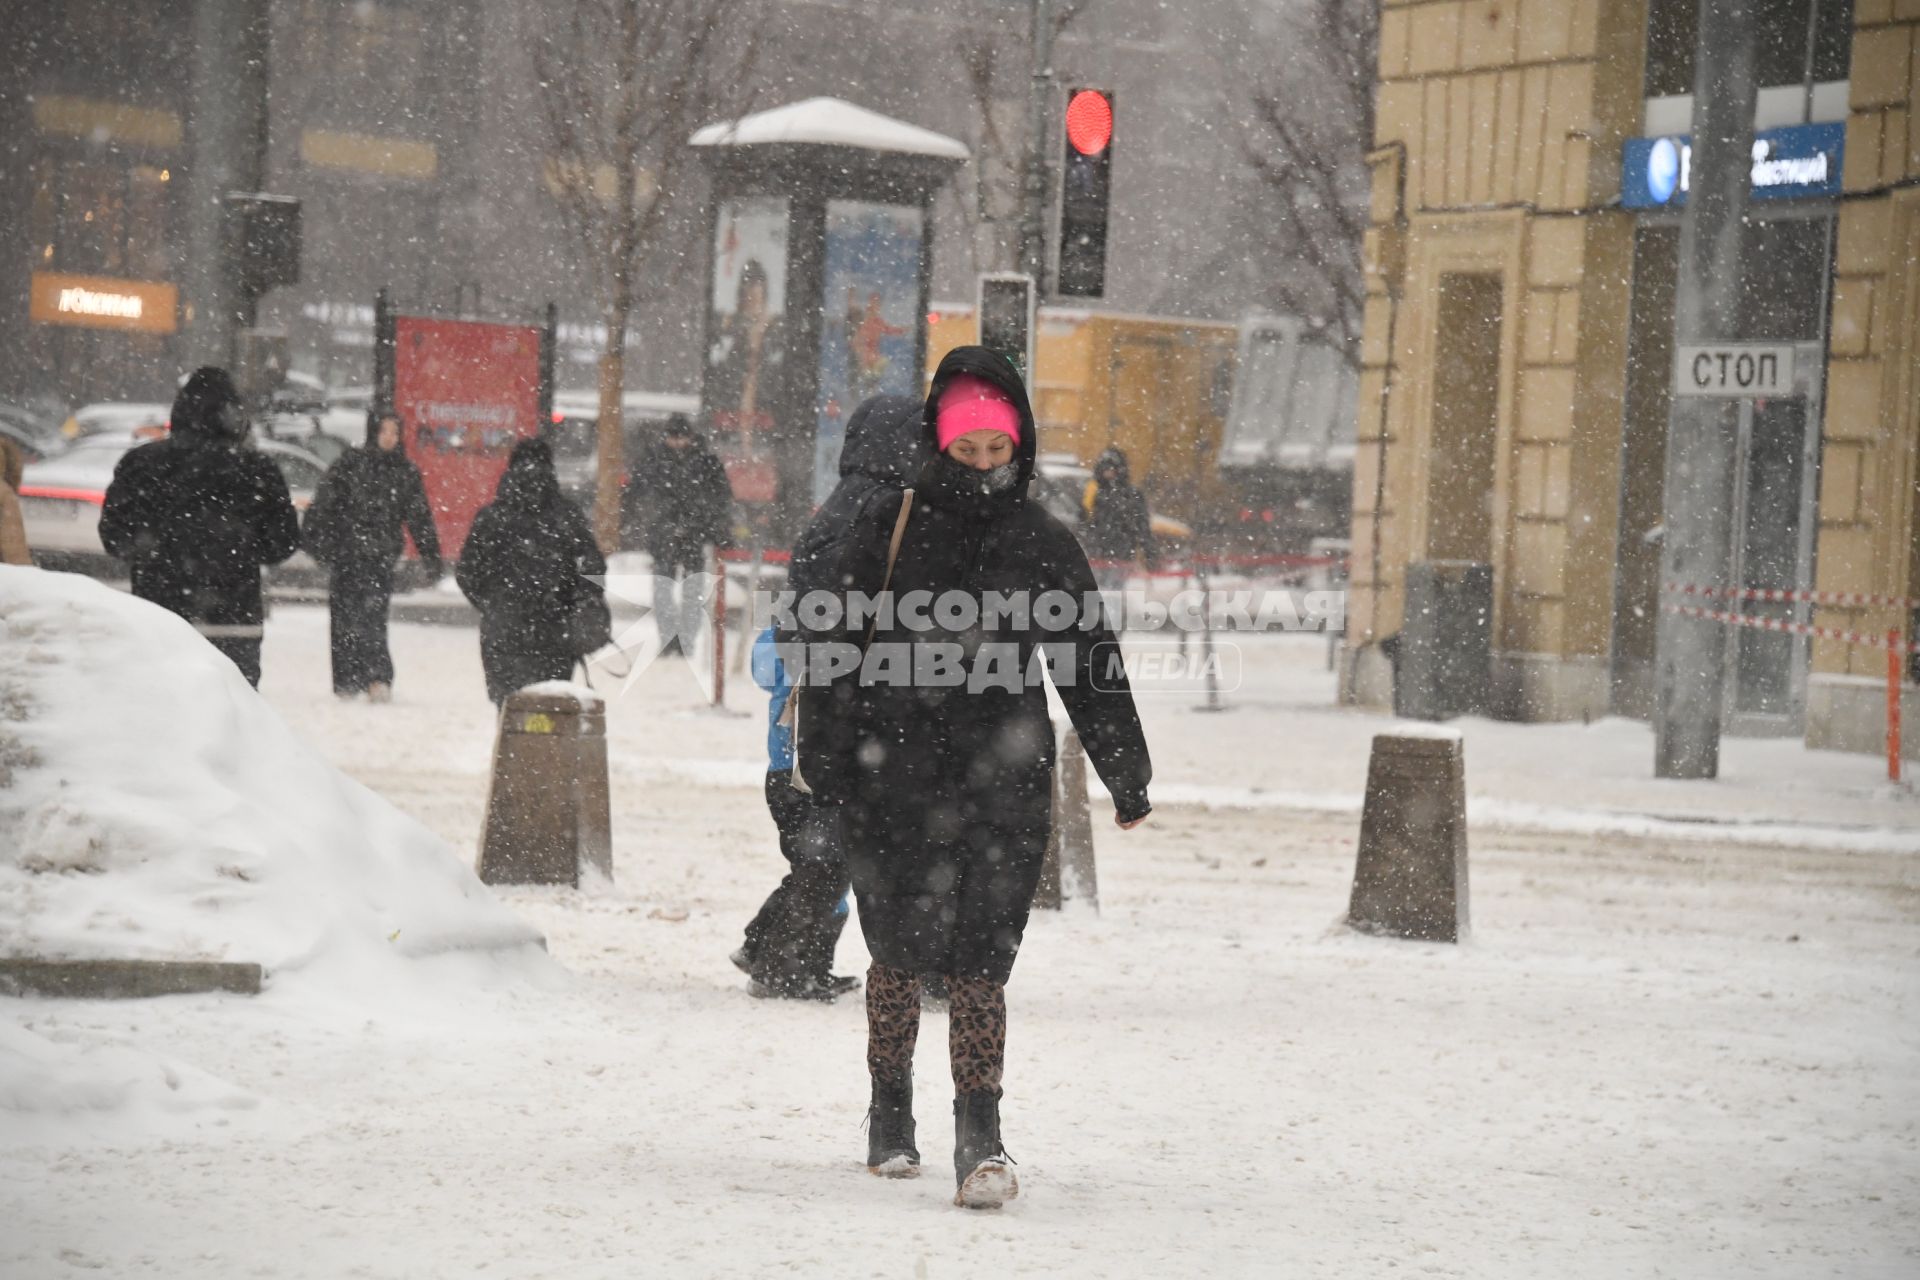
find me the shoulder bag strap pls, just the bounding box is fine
[863,489,913,650]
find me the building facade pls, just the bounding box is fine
[1345,0,1918,760]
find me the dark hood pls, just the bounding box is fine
[1094,446,1131,488]
[170,366,242,442]
[923,345,1038,493]
[839,394,928,484]
[494,438,563,509]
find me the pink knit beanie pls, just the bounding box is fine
[935,374,1022,452]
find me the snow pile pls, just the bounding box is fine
[0,1018,257,1145]
[0,567,547,985]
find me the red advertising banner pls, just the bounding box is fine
[392,315,543,558]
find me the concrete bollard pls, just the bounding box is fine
[1347,730,1469,942]
[477,686,613,887]
[1035,728,1098,911]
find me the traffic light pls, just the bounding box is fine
[1057,88,1113,298]
[977,273,1034,383]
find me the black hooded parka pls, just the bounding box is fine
[99,367,300,687]
[800,347,1152,984]
[455,440,606,705]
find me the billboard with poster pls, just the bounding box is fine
[705,197,791,504]
[813,200,923,504]
[391,315,544,558]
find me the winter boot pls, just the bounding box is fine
[866,1077,919,1177]
[952,1090,1018,1208]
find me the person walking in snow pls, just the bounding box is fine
[796,347,1153,1208]
[456,438,605,706]
[734,393,930,1001]
[626,414,730,657]
[99,366,300,687]
[731,624,860,1002]
[301,411,443,701]
[0,438,31,566]
[1081,445,1155,593]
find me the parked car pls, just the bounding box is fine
[60,401,172,442]
[18,432,328,581]
[0,404,65,462]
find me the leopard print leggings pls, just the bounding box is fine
[945,975,1006,1096]
[865,964,1007,1096]
[865,964,922,1084]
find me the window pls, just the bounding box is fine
[1644,0,1853,98]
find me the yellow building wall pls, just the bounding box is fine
[925,308,1235,518]
[1813,9,1920,683]
[1350,0,1644,718]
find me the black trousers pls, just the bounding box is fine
[329,568,395,694]
[741,770,851,983]
[208,636,263,688]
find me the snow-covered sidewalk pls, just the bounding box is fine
[4,604,1916,1277]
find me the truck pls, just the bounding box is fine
[1214,315,1358,555]
[926,304,1238,527]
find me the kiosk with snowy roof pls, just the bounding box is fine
[690,98,967,537]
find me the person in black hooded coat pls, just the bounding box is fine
[302,411,443,699]
[1082,445,1156,589]
[795,346,1152,1206]
[735,393,929,1002]
[99,366,300,687]
[456,438,605,706]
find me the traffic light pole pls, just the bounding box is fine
[1652,0,1757,779]
[184,0,270,371]
[1019,0,1056,288]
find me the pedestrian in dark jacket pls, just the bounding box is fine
[731,625,860,1002]
[797,346,1152,1207]
[734,394,928,1002]
[626,414,731,657]
[302,411,443,701]
[99,366,300,687]
[455,438,605,706]
[1082,446,1155,591]
[787,393,928,604]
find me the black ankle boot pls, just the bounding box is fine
[952,1090,1018,1208]
[866,1076,919,1176]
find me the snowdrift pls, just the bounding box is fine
[0,567,547,986]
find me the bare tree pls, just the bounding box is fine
[1240,0,1376,367]
[948,0,1093,279]
[533,0,761,551]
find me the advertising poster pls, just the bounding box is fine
[392,316,543,558]
[705,197,790,503]
[813,200,923,504]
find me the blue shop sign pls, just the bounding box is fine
[1621,122,1844,209]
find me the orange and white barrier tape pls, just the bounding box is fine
[1664,599,1912,782]
[1662,602,1916,654]
[1664,581,1920,611]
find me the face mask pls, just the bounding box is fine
[979,462,1019,493]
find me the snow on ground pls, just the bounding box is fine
[4,598,1918,1277]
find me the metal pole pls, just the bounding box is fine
[1652,0,1756,780]
[185,0,269,369]
[1019,0,1056,286]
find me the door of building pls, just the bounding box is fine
[1722,343,1825,734]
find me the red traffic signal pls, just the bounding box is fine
[1066,89,1113,156]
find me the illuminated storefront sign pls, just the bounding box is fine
[1620,122,1844,209]
[29,272,179,335]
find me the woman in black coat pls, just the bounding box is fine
[799,346,1152,1207]
[302,411,443,700]
[455,438,605,706]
